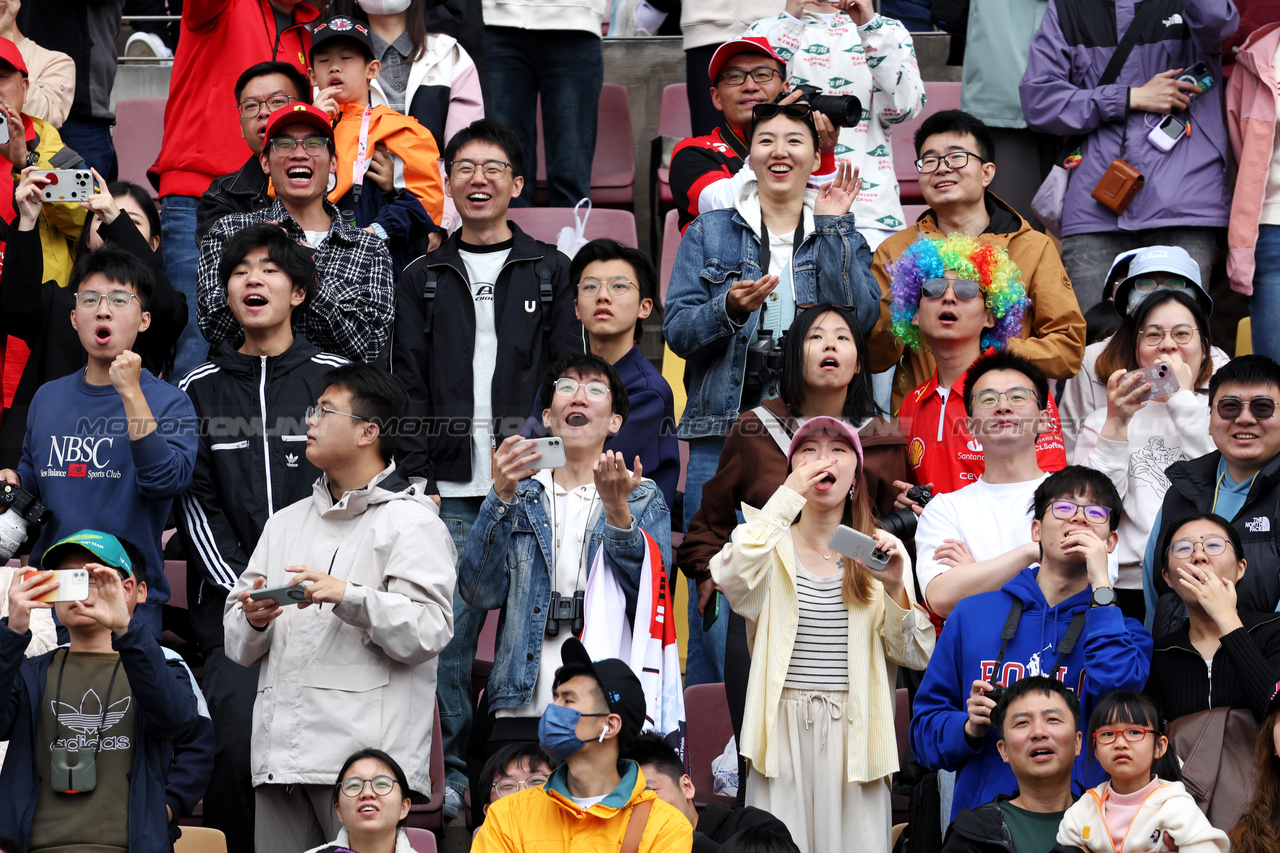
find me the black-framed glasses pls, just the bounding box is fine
[1093,727,1154,745]
[752,102,813,122]
[717,66,782,87]
[553,378,610,401]
[921,278,981,300]
[1168,537,1231,560]
[1049,500,1112,525]
[268,136,329,156]
[74,291,139,310]
[972,388,1038,410]
[1139,325,1198,346]
[914,151,984,173]
[491,775,549,795]
[448,159,511,179]
[237,95,299,118]
[1214,396,1276,420]
[305,404,369,424]
[339,775,398,797]
[578,277,637,297]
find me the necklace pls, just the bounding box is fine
[795,527,838,561]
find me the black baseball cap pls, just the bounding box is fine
[559,638,646,749]
[309,16,375,63]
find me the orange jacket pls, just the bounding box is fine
[328,102,443,223]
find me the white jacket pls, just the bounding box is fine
[746,11,925,234]
[1074,389,1215,588]
[483,0,606,35]
[305,826,415,853]
[1057,779,1229,853]
[223,464,456,794]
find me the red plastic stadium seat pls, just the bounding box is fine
[891,81,963,204]
[535,84,635,208]
[404,701,447,836]
[505,207,638,249]
[684,682,736,808]
[657,84,691,208]
[404,827,437,853]
[659,209,681,308]
[113,98,167,199]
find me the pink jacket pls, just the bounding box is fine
[1226,22,1280,295]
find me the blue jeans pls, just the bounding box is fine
[161,195,210,380]
[1250,225,1280,362]
[683,435,729,687]
[435,495,487,794]
[483,26,602,208]
[59,117,117,180]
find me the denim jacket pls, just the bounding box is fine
[662,206,878,439]
[457,478,671,712]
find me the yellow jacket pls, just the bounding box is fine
[328,101,443,222]
[711,487,935,784]
[473,761,693,853]
[7,117,88,287]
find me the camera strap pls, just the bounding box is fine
[990,595,1087,684]
[52,648,123,763]
[720,122,750,160]
[756,211,807,335]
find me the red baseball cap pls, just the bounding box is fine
[264,102,334,143]
[0,37,28,76]
[707,37,785,84]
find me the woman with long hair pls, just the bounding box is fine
[711,417,934,853]
[305,748,415,853]
[1229,698,1280,853]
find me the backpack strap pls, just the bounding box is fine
[422,268,439,335]
[537,258,553,338]
[620,799,653,853]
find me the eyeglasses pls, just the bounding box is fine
[1214,396,1276,420]
[491,775,549,796]
[339,775,398,798]
[921,278,982,300]
[578,277,637,297]
[74,291,139,310]
[1049,500,1112,525]
[1168,537,1231,560]
[752,102,813,122]
[717,66,782,87]
[305,404,369,424]
[1093,726,1155,745]
[448,159,511,179]
[1130,274,1190,293]
[237,95,299,118]
[972,387,1038,410]
[915,150,984,173]
[268,136,330,156]
[1139,325,1198,346]
[553,378,611,401]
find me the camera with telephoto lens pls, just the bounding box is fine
[877,484,934,542]
[0,483,50,562]
[793,84,863,128]
[544,590,585,638]
[742,329,785,408]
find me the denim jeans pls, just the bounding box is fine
[483,26,602,208]
[435,495,487,794]
[682,434,729,686]
[161,195,210,380]
[1250,225,1280,362]
[1060,227,1220,312]
[59,117,117,181]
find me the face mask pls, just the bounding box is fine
[538,703,590,763]
[358,0,413,13]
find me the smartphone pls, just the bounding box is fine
[520,436,567,470]
[23,568,90,603]
[1148,114,1187,153]
[1177,61,1214,100]
[248,581,312,606]
[1128,361,1182,402]
[0,119,8,146]
[39,169,95,203]
[702,591,721,632]
[828,525,890,571]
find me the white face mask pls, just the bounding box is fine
[358,0,413,13]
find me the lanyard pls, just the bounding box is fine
[53,648,123,759]
[1212,469,1256,517]
[756,211,806,334]
[352,105,374,203]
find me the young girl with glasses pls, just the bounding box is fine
[306,748,414,853]
[1057,691,1229,852]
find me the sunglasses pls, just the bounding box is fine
[1214,397,1276,420]
[752,103,814,121]
[921,278,982,300]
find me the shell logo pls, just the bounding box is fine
[908,437,925,468]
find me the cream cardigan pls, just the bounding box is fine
[1057,779,1229,853]
[710,486,935,784]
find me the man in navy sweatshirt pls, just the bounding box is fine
[910,465,1152,821]
[0,247,199,639]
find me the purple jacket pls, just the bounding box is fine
[1020,0,1238,236]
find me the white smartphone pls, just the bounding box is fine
[248,581,312,606]
[1148,115,1186,153]
[827,525,890,570]
[521,436,567,470]
[24,568,91,603]
[39,169,95,202]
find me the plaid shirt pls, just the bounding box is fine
[197,199,395,363]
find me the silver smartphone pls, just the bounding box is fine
[248,581,312,606]
[828,525,890,570]
[521,436,567,470]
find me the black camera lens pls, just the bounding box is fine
[878,507,918,542]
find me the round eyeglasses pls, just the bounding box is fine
[1093,727,1154,745]
[553,378,611,401]
[491,775,549,795]
[578,277,637,297]
[340,775,398,797]
[1049,500,1112,525]
[972,388,1037,410]
[1139,325,1197,346]
[1168,537,1231,560]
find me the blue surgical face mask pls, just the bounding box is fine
[538,703,588,763]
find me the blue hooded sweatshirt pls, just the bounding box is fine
[910,567,1152,820]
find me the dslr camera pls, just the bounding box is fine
[878,484,933,542]
[742,329,785,408]
[792,84,863,128]
[0,483,50,562]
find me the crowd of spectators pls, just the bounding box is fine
[0,1,1277,853]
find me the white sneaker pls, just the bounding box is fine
[443,786,463,821]
[124,31,173,61]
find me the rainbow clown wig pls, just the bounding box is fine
[885,232,1030,353]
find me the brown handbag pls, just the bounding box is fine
[1165,707,1258,832]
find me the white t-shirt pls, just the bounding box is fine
[302,229,328,248]
[496,469,599,719]
[440,240,511,498]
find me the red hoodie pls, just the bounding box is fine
[150,0,320,199]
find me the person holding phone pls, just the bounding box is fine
[709,416,934,853]
[1073,282,1216,623]
[456,353,671,771]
